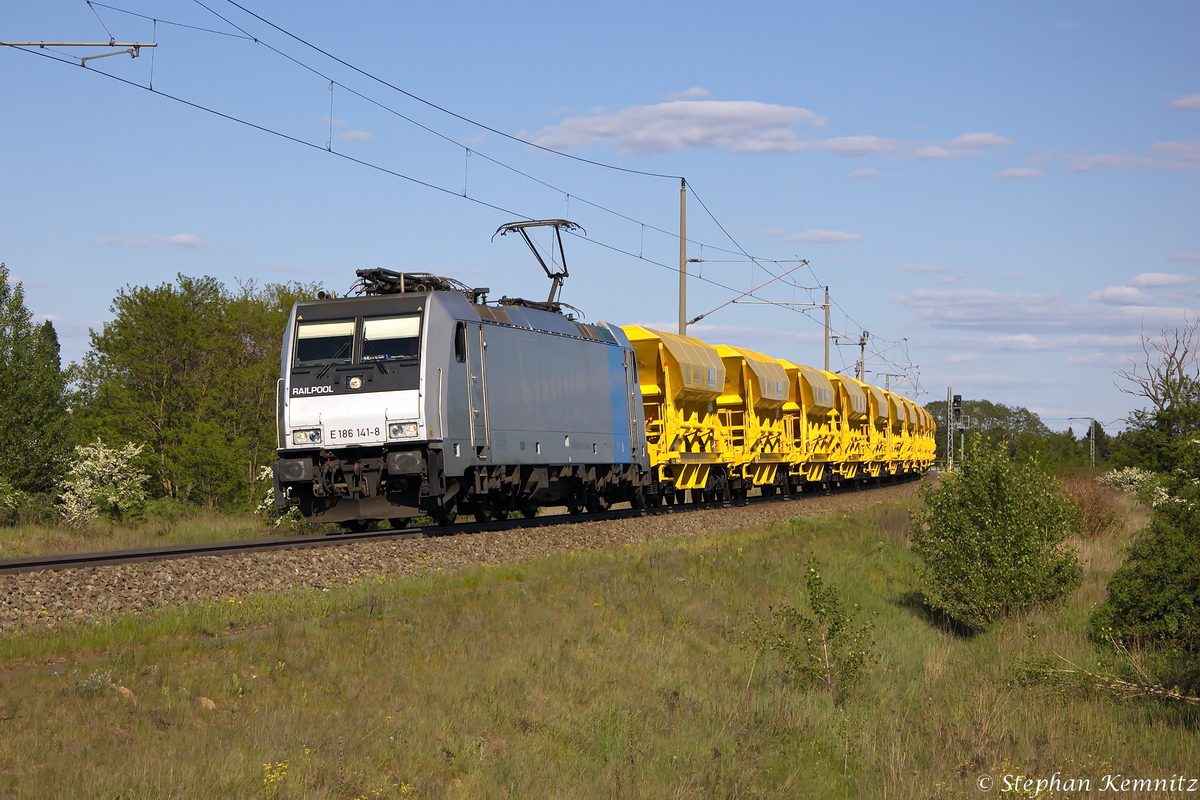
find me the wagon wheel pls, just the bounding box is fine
[519,502,540,519]
[339,519,371,533]
[432,507,458,526]
[388,517,411,529]
[585,493,609,514]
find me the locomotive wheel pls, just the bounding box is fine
[340,519,371,533]
[388,517,411,530]
[585,494,609,514]
[520,503,539,519]
[760,485,776,497]
[433,508,458,526]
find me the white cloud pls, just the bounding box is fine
[1127,272,1195,288]
[898,263,983,283]
[1146,140,1200,161]
[849,168,889,179]
[944,132,1014,148]
[98,233,206,249]
[1087,286,1156,306]
[994,167,1046,179]
[947,353,980,363]
[917,333,1142,352]
[781,230,864,244]
[262,264,334,275]
[529,100,828,154]
[1171,95,1200,110]
[892,288,1195,333]
[1170,253,1200,262]
[1165,288,1200,302]
[1063,352,1127,366]
[662,87,711,100]
[1032,143,1200,172]
[817,136,901,157]
[338,130,374,142]
[320,116,349,127]
[910,146,963,161]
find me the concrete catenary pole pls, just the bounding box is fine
[678,178,687,336]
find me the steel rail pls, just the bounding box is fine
[0,475,920,576]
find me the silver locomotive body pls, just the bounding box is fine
[273,286,650,525]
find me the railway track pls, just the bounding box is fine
[0,475,920,576]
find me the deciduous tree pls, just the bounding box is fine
[74,275,316,507]
[0,263,70,494]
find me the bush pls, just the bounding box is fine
[0,477,27,526]
[1099,466,1168,508]
[56,440,149,528]
[745,564,877,699]
[1061,475,1124,538]
[1090,495,1200,658]
[909,441,1082,632]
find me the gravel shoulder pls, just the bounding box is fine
[0,481,922,633]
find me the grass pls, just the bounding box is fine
[0,511,273,560]
[0,496,1194,798]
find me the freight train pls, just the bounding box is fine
[272,226,935,529]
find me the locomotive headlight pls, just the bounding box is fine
[291,428,323,446]
[388,422,419,439]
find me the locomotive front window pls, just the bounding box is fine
[295,320,356,368]
[362,314,421,361]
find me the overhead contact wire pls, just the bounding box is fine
[177,0,756,260]
[217,0,685,181]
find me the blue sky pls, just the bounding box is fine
[3,0,1197,432]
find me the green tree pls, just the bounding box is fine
[925,397,1097,468]
[0,263,71,494]
[910,440,1082,632]
[1092,321,1200,684]
[74,275,315,507]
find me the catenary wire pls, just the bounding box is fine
[168,0,756,260]
[89,1,255,39]
[85,0,116,41]
[5,43,816,312]
[214,0,686,181]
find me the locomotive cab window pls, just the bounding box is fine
[454,322,467,363]
[362,314,422,361]
[295,320,355,368]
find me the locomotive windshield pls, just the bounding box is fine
[295,320,355,368]
[362,314,421,361]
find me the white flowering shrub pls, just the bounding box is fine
[57,440,149,527]
[254,465,305,530]
[0,477,27,526]
[1098,466,1169,507]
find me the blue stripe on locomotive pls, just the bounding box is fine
[608,343,632,463]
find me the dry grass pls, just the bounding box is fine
[1061,475,1127,539]
[0,497,1195,798]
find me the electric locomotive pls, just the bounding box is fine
[272,221,651,528]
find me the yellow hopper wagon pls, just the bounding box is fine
[713,345,790,499]
[623,326,727,504]
[778,360,840,486]
[856,379,891,477]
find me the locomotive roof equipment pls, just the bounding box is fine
[493,219,584,313]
